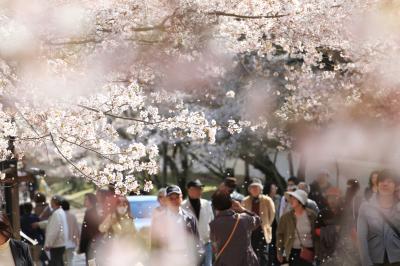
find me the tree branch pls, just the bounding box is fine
[207,11,288,19]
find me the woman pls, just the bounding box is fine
[0,212,33,266]
[79,193,100,264]
[364,170,379,201]
[357,170,400,266]
[276,189,318,266]
[209,189,261,266]
[99,196,136,239]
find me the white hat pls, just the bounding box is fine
[285,190,308,206]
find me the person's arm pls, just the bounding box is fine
[357,204,373,266]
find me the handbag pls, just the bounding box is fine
[295,226,315,263]
[215,214,241,262]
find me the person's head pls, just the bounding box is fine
[212,190,232,211]
[33,192,46,204]
[0,213,13,243]
[84,193,97,209]
[297,182,310,195]
[369,171,380,188]
[61,199,70,211]
[377,170,399,197]
[223,177,238,193]
[50,195,63,210]
[266,183,278,196]
[325,187,341,209]
[287,176,299,191]
[166,185,183,211]
[286,190,307,210]
[115,196,131,217]
[345,179,360,199]
[248,178,263,198]
[157,188,168,207]
[20,202,33,216]
[187,179,204,199]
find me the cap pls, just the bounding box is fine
[187,179,204,188]
[166,185,182,196]
[285,189,308,206]
[248,178,263,189]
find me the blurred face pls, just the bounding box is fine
[327,195,339,209]
[249,185,262,198]
[378,178,396,196]
[84,196,92,209]
[318,174,328,186]
[270,184,278,195]
[167,193,183,209]
[188,187,202,199]
[116,201,129,216]
[289,196,301,209]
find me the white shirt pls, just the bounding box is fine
[181,198,214,244]
[0,239,15,266]
[45,207,68,248]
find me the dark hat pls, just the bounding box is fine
[166,185,182,196]
[187,179,204,188]
[224,177,237,189]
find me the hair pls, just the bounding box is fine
[33,192,46,203]
[377,169,399,186]
[212,190,232,211]
[61,200,70,211]
[0,212,13,240]
[287,176,299,185]
[51,195,63,207]
[368,170,380,188]
[116,196,133,219]
[20,202,33,216]
[84,193,97,208]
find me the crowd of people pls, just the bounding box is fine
[0,169,400,266]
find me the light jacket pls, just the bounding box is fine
[357,197,400,266]
[276,209,319,258]
[181,198,214,244]
[242,194,275,243]
[65,211,80,249]
[44,208,67,248]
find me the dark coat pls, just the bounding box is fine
[79,207,100,254]
[10,239,33,266]
[210,210,261,266]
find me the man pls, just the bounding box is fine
[61,199,80,266]
[151,185,202,266]
[221,177,245,203]
[44,195,68,266]
[242,178,275,266]
[182,180,214,266]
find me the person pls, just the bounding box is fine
[357,170,400,266]
[20,202,43,265]
[33,192,52,221]
[61,199,80,266]
[150,185,202,266]
[309,170,332,209]
[79,193,100,265]
[242,178,275,266]
[0,212,34,266]
[99,196,136,239]
[150,188,167,250]
[222,177,245,202]
[276,189,318,266]
[209,189,261,266]
[181,179,214,266]
[278,176,299,218]
[42,195,68,266]
[315,187,343,265]
[265,182,281,266]
[298,182,320,214]
[364,170,379,201]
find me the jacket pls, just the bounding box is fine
[181,198,214,244]
[10,239,33,266]
[44,207,67,248]
[65,211,81,248]
[276,209,319,258]
[357,198,400,266]
[210,210,261,266]
[79,207,100,254]
[242,195,275,243]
